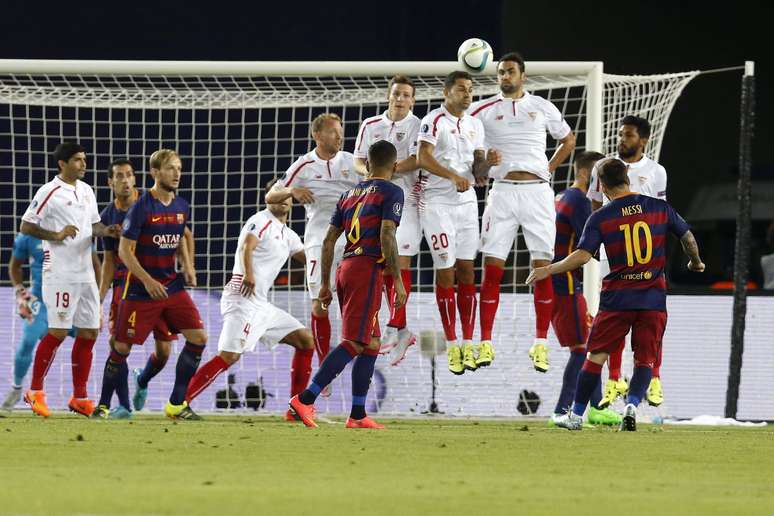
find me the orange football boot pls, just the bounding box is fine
[68,397,95,417]
[24,390,51,418]
[288,395,317,428]
[345,416,385,429]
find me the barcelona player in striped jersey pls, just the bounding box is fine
[290,140,405,429]
[97,149,207,420]
[528,159,703,431]
[548,151,620,427]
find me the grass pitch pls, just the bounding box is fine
[1,413,772,515]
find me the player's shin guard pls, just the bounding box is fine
[290,348,314,397]
[186,355,229,404]
[555,350,585,414]
[350,348,378,420]
[137,352,168,389]
[387,269,412,329]
[311,313,331,363]
[626,365,653,407]
[572,360,603,417]
[99,349,129,408]
[435,285,457,342]
[72,337,96,399]
[533,277,553,339]
[169,342,205,405]
[479,264,503,341]
[457,283,477,341]
[30,333,64,391]
[608,344,623,381]
[299,342,358,405]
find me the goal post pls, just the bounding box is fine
[0,59,699,416]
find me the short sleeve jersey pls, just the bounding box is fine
[224,209,304,301]
[330,179,404,261]
[279,150,359,247]
[470,92,571,182]
[416,105,485,205]
[12,233,45,299]
[577,194,690,311]
[354,111,421,205]
[588,155,668,204]
[121,191,190,300]
[552,187,592,295]
[21,176,101,282]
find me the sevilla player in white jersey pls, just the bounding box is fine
[587,115,668,409]
[266,113,359,377]
[184,182,316,421]
[20,142,121,418]
[416,71,498,375]
[470,52,576,373]
[353,75,421,366]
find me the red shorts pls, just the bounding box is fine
[551,293,591,347]
[115,290,203,345]
[336,256,383,344]
[587,310,667,368]
[110,285,177,341]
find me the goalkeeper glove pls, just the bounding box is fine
[15,285,35,322]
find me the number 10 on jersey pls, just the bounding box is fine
[619,221,653,266]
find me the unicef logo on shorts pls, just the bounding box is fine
[393,202,402,217]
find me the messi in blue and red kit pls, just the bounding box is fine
[114,190,202,345]
[577,193,690,366]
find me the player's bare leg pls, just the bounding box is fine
[528,258,553,373]
[132,339,172,411]
[479,255,504,368]
[384,256,416,366]
[165,328,207,421]
[456,259,479,371]
[436,267,462,374]
[25,327,71,417]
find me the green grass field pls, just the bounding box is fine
[1,413,772,515]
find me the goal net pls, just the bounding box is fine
[0,60,701,418]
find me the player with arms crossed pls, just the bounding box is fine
[353,75,421,365]
[101,149,206,420]
[416,70,496,375]
[527,159,703,431]
[267,113,359,386]
[2,235,100,411]
[20,142,121,417]
[183,180,316,421]
[588,115,668,408]
[289,140,405,429]
[94,158,194,418]
[470,51,576,374]
[549,151,621,426]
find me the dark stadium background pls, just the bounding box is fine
[1,1,772,289]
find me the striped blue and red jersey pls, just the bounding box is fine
[121,190,190,300]
[552,187,592,295]
[330,178,404,261]
[577,193,690,311]
[100,190,139,289]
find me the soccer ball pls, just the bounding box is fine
[457,38,493,74]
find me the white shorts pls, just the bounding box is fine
[480,181,556,262]
[42,279,100,330]
[420,201,479,269]
[397,202,423,257]
[218,292,305,354]
[306,238,344,300]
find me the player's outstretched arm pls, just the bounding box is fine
[266,181,314,205]
[20,220,77,242]
[318,225,344,308]
[239,233,259,297]
[177,226,197,286]
[92,221,122,239]
[680,230,705,272]
[472,149,500,186]
[548,131,577,173]
[395,155,418,175]
[526,249,592,286]
[291,250,306,265]
[92,249,102,288]
[416,142,470,192]
[380,220,406,308]
[118,236,168,300]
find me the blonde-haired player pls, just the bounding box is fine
[266,113,359,389]
[353,75,421,366]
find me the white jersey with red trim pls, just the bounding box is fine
[416,105,485,205]
[354,110,421,205]
[587,154,668,204]
[21,175,100,282]
[279,149,359,246]
[224,209,303,302]
[470,92,571,182]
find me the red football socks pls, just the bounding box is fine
[186,355,229,403]
[71,337,96,398]
[457,283,477,341]
[311,312,331,364]
[533,276,554,339]
[290,348,314,397]
[435,285,457,342]
[30,333,65,391]
[479,264,504,341]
